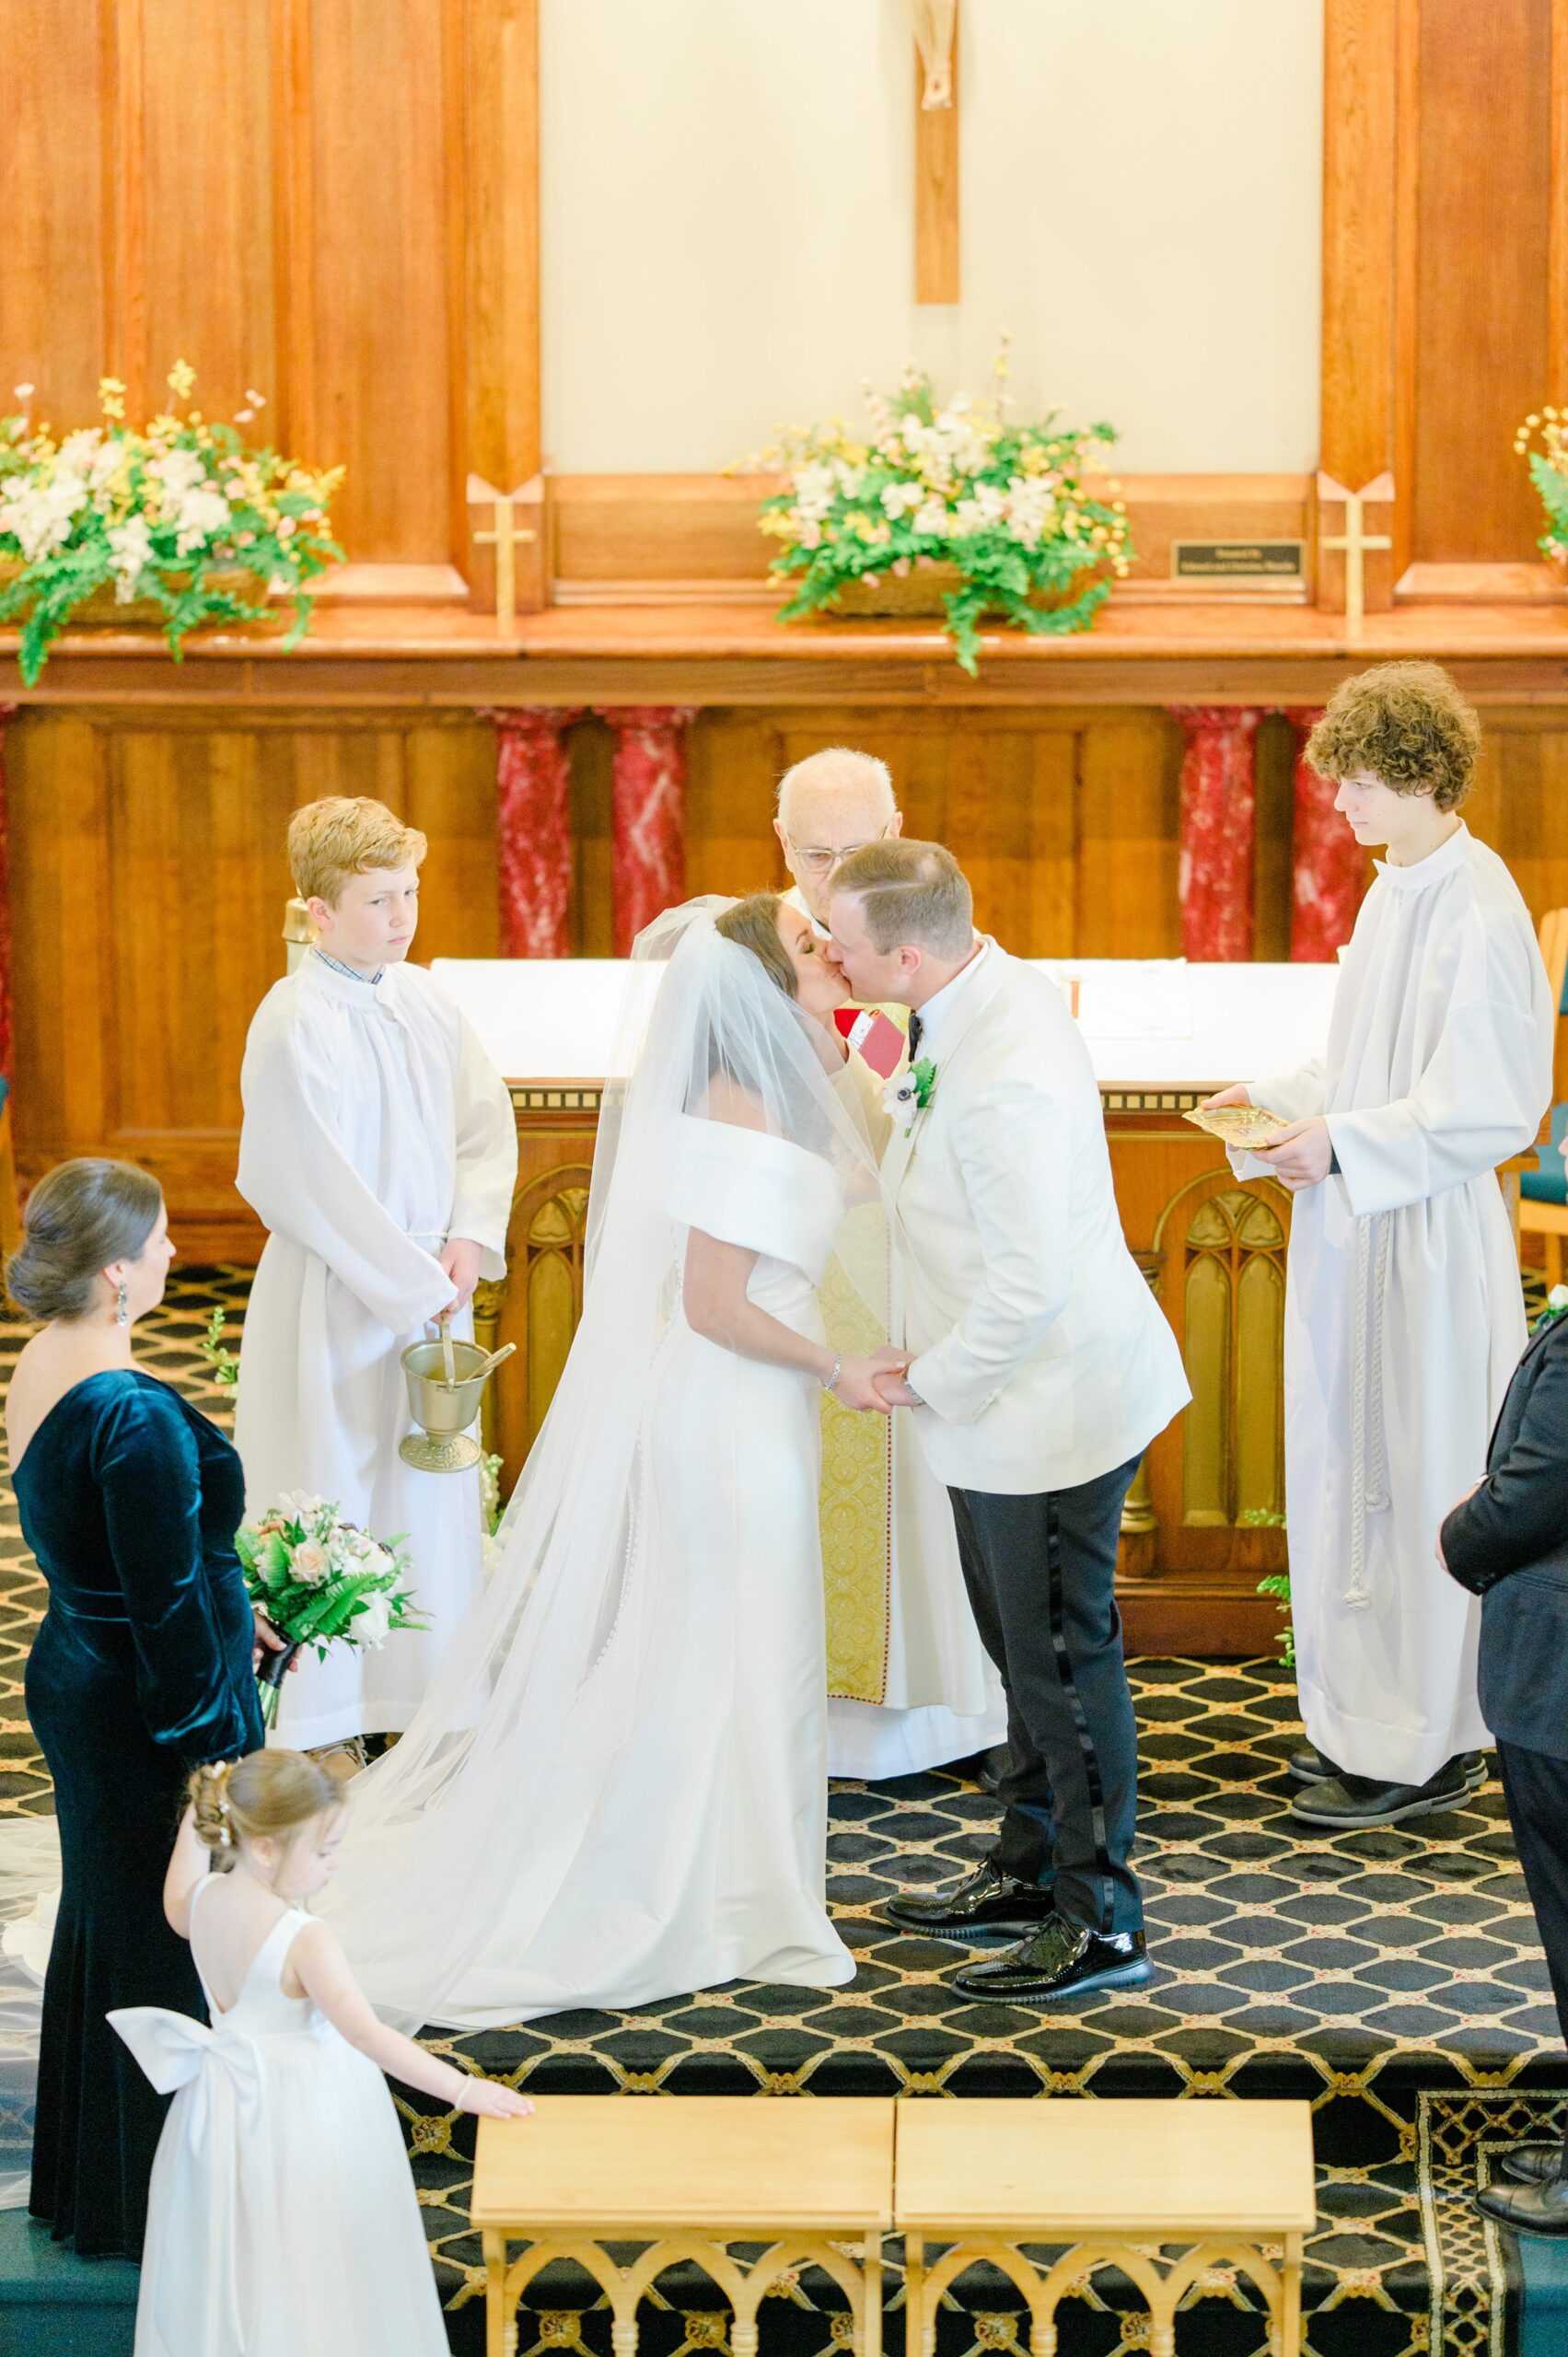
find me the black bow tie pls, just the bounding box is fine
[907,1011,923,1061]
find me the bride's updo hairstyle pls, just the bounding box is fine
[714,893,797,999]
[189,1751,343,1875]
[6,1158,163,1323]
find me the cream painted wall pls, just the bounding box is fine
[540,0,1323,475]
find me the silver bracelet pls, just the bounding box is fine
[822,1351,843,1394]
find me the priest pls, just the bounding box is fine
[1208,665,1553,1829]
[774,747,1005,1778]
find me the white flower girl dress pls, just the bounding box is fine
[110,1874,447,2357]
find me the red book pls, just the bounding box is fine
[834,1005,907,1079]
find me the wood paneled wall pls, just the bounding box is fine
[0,0,539,578]
[1323,0,1568,579]
[13,700,1568,1256]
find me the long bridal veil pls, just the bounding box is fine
[321,897,887,2030]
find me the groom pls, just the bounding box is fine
[827,841,1190,2000]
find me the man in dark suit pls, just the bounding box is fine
[1440,1294,1568,2235]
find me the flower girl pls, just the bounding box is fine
[110,1750,531,2357]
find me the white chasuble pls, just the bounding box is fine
[782,886,1005,1776]
[235,956,517,1748]
[1237,826,1553,1784]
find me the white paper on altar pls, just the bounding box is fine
[432,957,1340,1094]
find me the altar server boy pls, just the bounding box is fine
[235,796,517,1749]
[1206,663,1553,1828]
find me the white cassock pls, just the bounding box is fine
[782,885,1005,1775]
[1235,825,1553,1785]
[235,953,518,1748]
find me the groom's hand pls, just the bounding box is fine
[833,1345,909,1413]
[873,1371,920,1408]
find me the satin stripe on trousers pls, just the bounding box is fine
[947,1457,1144,1936]
[1497,1740,1568,2162]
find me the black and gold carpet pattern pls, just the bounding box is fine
[0,1271,1563,2355]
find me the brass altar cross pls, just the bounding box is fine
[910,0,958,304]
[467,473,538,634]
[1317,470,1394,635]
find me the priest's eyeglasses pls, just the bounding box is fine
[784,826,893,876]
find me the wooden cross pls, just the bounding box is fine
[911,0,958,305]
[1317,470,1394,634]
[467,473,538,633]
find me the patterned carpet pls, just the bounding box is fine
[1,1269,1564,2355]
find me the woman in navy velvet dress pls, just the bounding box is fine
[5,1161,264,2258]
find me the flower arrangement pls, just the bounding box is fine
[0,362,343,684]
[236,1492,425,1725]
[737,353,1132,675]
[1515,409,1568,568]
[885,1057,938,1136]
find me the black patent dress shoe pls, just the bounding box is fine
[1477,2174,1568,2235]
[884,1858,1054,1943]
[1289,1752,1486,1829]
[1499,2142,1568,2188]
[952,1916,1151,2003]
[1288,1742,1342,1783]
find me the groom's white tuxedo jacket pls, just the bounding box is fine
[887,942,1191,1496]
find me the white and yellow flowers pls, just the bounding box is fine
[0,364,343,683]
[737,354,1131,674]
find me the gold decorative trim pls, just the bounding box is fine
[508,1083,604,1114]
[510,1080,1215,1120]
[1100,1086,1216,1114]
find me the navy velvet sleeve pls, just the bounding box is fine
[89,1387,256,1759]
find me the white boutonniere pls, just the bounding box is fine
[1534,1283,1568,1335]
[884,1056,938,1137]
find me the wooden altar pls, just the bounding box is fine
[440,955,1341,1657]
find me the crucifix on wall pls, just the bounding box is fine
[909,0,958,304]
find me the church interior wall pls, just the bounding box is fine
[11,697,1568,1261]
[540,0,1323,476]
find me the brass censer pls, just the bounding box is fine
[399,1320,516,1473]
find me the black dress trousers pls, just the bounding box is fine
[947,1452,1144,1936]
[1497,1739,1568,2154]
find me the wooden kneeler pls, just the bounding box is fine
[473,2096,894,2357]
[895,2098,1315,2357]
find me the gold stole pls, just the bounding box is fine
[820,1003,908,1704]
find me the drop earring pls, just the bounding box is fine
[115,1280,129,1329]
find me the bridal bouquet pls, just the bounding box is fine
[736,349,1132,674]
[0,361,343,683]
[237,1493,425,1726]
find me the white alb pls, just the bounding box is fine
[1237,824,1554,1784]
[235,956,517,1747]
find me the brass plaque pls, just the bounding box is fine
[1171,540,1305,580]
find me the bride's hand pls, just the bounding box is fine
[831,1346,907,1413]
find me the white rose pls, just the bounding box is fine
[1550,1284,1568,1313]
[291,1538,331,1587]
[354,1591,393,1649]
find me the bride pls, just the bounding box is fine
[319,893,903,2026]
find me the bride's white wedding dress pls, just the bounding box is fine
[321,901,882,2026]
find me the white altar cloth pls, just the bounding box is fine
[432,958,1339,1097]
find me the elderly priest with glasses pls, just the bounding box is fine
[773,747,1005,1781]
